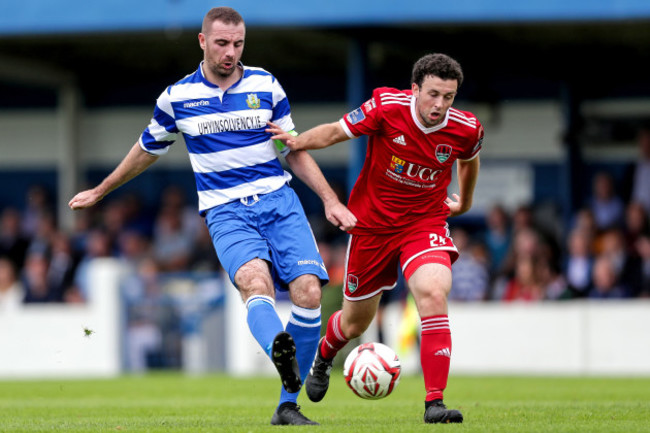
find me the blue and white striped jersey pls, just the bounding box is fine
[139,62,294,214]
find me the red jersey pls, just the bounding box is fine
[340,87,483,234]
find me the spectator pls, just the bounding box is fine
[21,185,53,238]
[623,201,650,258]
[493,225,553,300]
[0,207,30,270]
[71,229,114,302]
[597,228,627,277]
[589,171,624,231]
[511,204,536,234]
[69,208,94,258]
[571,207,598,240]
[25,210,57,258]
[0,256,23,312]
[152,205,193,272]
[499,226,541,277]
[571,207,607,255]
[450,227,490,301]
[48,231,78,302]
[502,256,546,302]
[482,204,511,277]
[157,185,202,242]
[563,228,594,298]
[537,255,567,300]
[588,254,628,299]
[100,199,128,247]
[117,229,152,271]
[22,251,62,303]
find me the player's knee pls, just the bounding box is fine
[289,275,322,309]
[294,286,321,309]
[235,259,273,296]
[415,287,449,313]
[239,276,274,301]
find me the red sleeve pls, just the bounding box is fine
[340,88,385,138]
[459,120,484,160]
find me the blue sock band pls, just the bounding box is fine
[246,295,284,357]
[279,305,321,405]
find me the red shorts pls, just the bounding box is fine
[343,223,459,301]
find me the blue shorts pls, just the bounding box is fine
[204,185,329,291]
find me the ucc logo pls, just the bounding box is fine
[391,155,442,182]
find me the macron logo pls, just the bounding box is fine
[393,135,406,146]
[434,348,451,358]
[183,100,210,108]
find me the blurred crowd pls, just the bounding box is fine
[450,125,650,302]
[0,184,221,312]
[1,127,650,312]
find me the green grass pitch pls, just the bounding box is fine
[1,373,649,432]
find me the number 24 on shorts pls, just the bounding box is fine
[429,233,448,247]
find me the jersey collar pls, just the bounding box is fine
[198,61,245,90]
[410,95,449,134]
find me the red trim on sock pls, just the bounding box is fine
[321,310,348,359]
[420,315,451,402]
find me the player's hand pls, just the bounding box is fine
[444,193,469,217]
[68,189,103,210]
[266,122,300,150]
[325,200,357,231]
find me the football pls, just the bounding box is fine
[343,342,401,399]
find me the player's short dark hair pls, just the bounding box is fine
[202,7,244,33]
[411,53,464,88]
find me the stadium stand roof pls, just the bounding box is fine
[2,0,650,35]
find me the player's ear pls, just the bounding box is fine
[411,82,420,97]
[198,33,206,50]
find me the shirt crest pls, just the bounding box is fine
[435,144,453,163]
[246,93,261,109]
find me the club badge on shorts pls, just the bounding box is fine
[347,274,359,293]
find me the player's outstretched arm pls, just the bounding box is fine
[69,142,159,210]
[285,150,357,231]
[445,155,480,217]
[266,121,348,151]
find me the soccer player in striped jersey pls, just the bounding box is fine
[268,53,483,424]
[68,7,356,426]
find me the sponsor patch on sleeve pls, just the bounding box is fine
[346,107,366,125]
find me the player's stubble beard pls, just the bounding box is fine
[418,107,444,128]
[207,58,236,79]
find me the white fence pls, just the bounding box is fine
[0,259,123,379]
[224,279,650,377]
[2,259,649,379]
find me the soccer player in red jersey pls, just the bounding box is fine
[268,53,482,424]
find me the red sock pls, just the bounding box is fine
[320,310,349,359]
[420,315,452,402]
